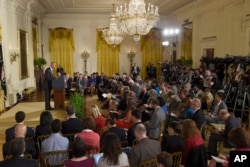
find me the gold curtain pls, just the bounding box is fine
[49,28,74,75]
[32,28,38,59]
[181,28,192,60]
[141,28,163,79]
[96,30,119,76]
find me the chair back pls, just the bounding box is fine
[158,119,166,142]
[171,151,182,167]
[63,133,76,143]
[4,153,32,160]
[139,158,157,167]
[36,134,50,152]
[39,150,69,167]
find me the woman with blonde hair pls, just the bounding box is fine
[181,119,204,165]
[91,104,106,134]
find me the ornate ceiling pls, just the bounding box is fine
[37,0,195,15]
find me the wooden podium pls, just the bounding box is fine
[52,77,65,109]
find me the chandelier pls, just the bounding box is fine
[102,4,124,47]
[116,0,160,42]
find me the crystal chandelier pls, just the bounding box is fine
[116,0,160,42]
[102,4,124,47]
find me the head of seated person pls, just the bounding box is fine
[157,151,173,167]
[228,128,250,149]
[10,137,26,157]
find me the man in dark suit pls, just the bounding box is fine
[191,98,205,129]
[5,111,34,142]
[131,63,140,80]
[61,105,82,134]
[0,138,38,167]
[205,91,227,123]
[207,109,241,156]
[101,118,127,143]
[44,62,56,110]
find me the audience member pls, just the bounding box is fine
[129,124,161,167]
[41,119,69,152]
[101,118,127,142]
[207,109,241,156]
[76,116,100,152]
[181,119,204,165]
[3,124,37,159]
[144,97,166,140]
[161,121,184,153]
[35,111,53,140]
[64,137,95,167]
[190,98,205,129]
[5,111,34,142]
[61,105,83,134]
[156,151,173,167]
[0,138,38,167]
[91,104,106,133]
[98,133,129,167]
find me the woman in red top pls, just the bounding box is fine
[181,119,204,165]
[91,104,106,134]
[76,117,100,153]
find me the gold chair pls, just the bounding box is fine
[4,153,32,160]
[171,151,182,167]
[63,133,76,143]
[139,158,157,167]
[158,119,166,143]
[39,150,69,167]
[36,134,50,152]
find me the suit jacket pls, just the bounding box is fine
[44,67,53,90]
[185,144,207,167]
[101,127,127,142]
[5,125,35,142]
[129,138,161,167]
[148,107,166,140]
[191,109,205,129]
[35,125,51,141]
[131,66,140,75]
[61,118,83,134]
[3,139,37,159]
[41,133,69,152]
[210,100,227,115]
[0,156,38,167]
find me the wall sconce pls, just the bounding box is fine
[127,49,136,69]
[9,49,19,64]
[81,49,90,71]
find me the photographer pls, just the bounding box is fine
[161,60,170,82]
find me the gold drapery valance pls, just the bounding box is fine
[96,30,120,76]
[141,28,163,79]
[49,28,74,75]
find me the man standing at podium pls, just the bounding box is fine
[44,62,56,110]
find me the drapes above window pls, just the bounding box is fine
[49,28,74,75]
[96,30,120,76]
[141,28,163,79]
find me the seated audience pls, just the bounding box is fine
[168,91,182,116]
[41,119,69,152]
[156,152,173,167]
[0,138,38,167]
[3,124,37,159]
[101,118,127,142]
[35,111,53,140]
[61,105,83,134]
[129,124,161,167]
[181,119,204,165]
[5,111,35,142]
[91,104,106,133]
[161,121,184,153]
[76,116,100,153]
[98,133,129,167]
[207,109,241,156]
[116,101,136,129]
[64,137,95,167]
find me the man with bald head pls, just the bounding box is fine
[129,123,161,167]
[207,109,241,156]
